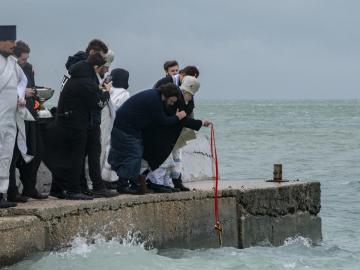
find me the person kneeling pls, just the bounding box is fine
[108,83,186,194]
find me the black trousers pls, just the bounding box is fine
[80,126,105,191]
[8,144,21,197]
[44,124,87,194]
[8,121,44,196]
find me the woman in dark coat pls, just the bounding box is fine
[142,76,211,190]
[44,53,110,200]
[108,83,187,194]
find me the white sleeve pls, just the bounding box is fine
[17,65,28,102]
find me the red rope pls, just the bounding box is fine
[210,125,219,223]
[210,125,222,246]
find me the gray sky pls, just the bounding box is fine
[1,0,359,99]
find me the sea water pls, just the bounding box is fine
[6,100,360,270]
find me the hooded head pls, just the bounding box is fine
[110,68,129,89]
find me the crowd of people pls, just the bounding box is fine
[0,25,211,208]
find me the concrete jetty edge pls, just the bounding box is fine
[0,180,321,267]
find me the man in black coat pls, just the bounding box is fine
[7,40,48,202]
[44,53,111,200]
[143,76,211,192]
[108,83,187,194]
[64,40,117,198]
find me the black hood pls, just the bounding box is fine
[68,60,96,79]
[110,68,129,89]
[65,51,87,70]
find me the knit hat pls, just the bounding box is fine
[104,49,114,67]
[0,25,16,41]
[180,76,200,95]
[110,68,129,89]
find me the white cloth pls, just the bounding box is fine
[100,87,130,182]
[147,149,182,187]
[0,55,34,193]
[171,74,180,86]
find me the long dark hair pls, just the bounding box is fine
[158,82,180,98]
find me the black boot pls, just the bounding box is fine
[117,178,138,194]
[172,174,190,192]
[103,180,119,190]
[22,189,48,200]
[167,186,181,192]
[147,181,173,193]
[0,193,17,208]
[65,192,94,200]
[92,188,119,198]
[7,192,29,203]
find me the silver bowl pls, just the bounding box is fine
[35,88,54,101]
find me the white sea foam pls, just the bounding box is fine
[283,236,312,248]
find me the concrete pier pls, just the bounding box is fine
[0,180,321,267]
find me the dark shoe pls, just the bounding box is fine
[117,186,139,195]
[147,181,173,193]
[82,189,94,197]
[103,181,119,190]
[7,194,29,203]
[167,187,181,193]
[172,175,190,192]
[49,191,66,199]
[0,195,17,208]
[65,192,94,200]
[22,190,48,200]
[92,188,119,198]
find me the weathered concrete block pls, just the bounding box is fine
[0,216,45,266]
[236,182,321,216]
[239,211,322,248]
[271,212,322,246]
[238,214,273,248]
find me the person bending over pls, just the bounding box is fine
[108,83,186,194]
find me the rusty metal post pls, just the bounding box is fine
[138,175,147,195]
[273,164,283,182]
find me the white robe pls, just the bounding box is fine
[0,55,34,193]
[100,87,130,182]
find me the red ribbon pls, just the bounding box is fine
[210,125,220,225]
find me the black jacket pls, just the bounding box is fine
[142,90,202,170]
[65,51,87,71]
[113,89,179,137]
[65,50,104,128]
[20,62,41,119]
[56,60,110,130]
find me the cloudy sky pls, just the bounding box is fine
[1,0,359,99]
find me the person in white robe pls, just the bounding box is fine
[0,25,34,208]
[100,68,130,186]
